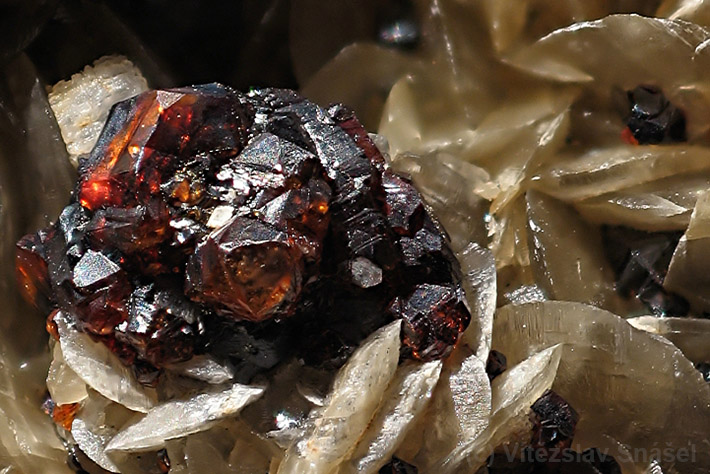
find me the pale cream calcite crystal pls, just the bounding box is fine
[525,190,626,314]
[664,192,710,313]
[493,301,710,474]
[436,344,563,473]
[277,321,402,474]
[628,316,710,364]
[56,313,156,414]
[105,383,264,453]
[48,55,148,166]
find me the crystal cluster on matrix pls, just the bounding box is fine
[16,84,471,384]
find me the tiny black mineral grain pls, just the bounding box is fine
[625,85,686,144]
[601,225,689,317]
[379,456,418,474]
[486,349,507,381]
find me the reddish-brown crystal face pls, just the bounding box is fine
[17,85,471,382]
[16,232,51,308]
[52,403,80,431]
[186,220,305,322]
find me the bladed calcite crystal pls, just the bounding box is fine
[16,84,471,383]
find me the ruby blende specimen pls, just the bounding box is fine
[17,84,471,384]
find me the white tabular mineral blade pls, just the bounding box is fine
[532,145,710,202]
[665,192,710,313]
[572,168,710,232]
[56,314,155,413]
[448,352,492,440]
[628,316,710,364]
[71,391,135,473]
[576,193,692,232]
[489,344,562,417]
[456,242,496,360]
[402,348,492,472]
[278,320,402,474]
[46,343,88,406]
[341,360,442,474]
[71,390,136,474]
[72,418,121,473]
[48,55,148,166]
[437,344,563,473]
[525,190,625,314]
[167,355,236,385]
[106,382,264,452]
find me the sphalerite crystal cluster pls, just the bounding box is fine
[4,2,710,474]
[16,83,471,385]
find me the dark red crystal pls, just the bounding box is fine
[487,393,620,474]
[389,283,470,361]
[16,84,471,383]
[530,390,579,455]
[157,449,171,474]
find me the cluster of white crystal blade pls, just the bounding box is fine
[339,360,442,474]
[396,347,492,472]
[435,344,563,473]
[0,335,70,474]
[48,55,148,166]
[70,391,132,473]
[278,321,403,474]
[55,313,156,413]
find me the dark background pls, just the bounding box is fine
[1,0,418,90]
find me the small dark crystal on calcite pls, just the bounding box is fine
[601,225,689,317]
[486,349,507,381]
[529,390,579,456]
[157,448,171,473]
[379,456,418,474]
[624,85,686,145]
[697,362,710,383]
[17,84,470,383]
[487,393,620,474]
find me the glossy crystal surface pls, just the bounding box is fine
[17,84,471,386]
